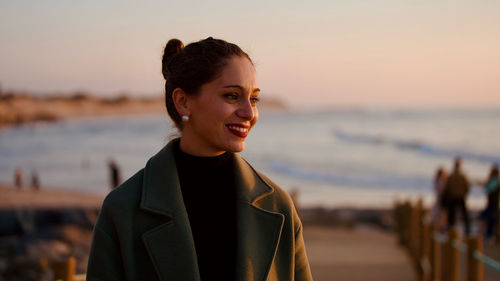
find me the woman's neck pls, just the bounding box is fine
[179,135,226,157]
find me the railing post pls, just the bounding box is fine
[51,256,75,281]
[466,235,483,281]
[394,202,404,245]
[402,201,412,247]
[417,199,424,260]
[420,221,431,281]
[445,229,460,281]
[430,224,441,281]
[410,202,421,261]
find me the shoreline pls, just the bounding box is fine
[0,185,104,210]
[0,184,397,232]
[0,94,166,128]
[0,183,398,211]
[0,92,287,128]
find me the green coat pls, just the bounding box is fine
[87,140,313,281]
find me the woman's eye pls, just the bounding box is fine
[224,93,238,100]
[250,97,260,104]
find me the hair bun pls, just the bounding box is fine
[162,39,184,80]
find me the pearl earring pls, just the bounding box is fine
[182,115,189,122]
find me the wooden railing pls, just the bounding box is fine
[394,200,500,281]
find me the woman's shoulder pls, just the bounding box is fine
[255,170,291,201]
[101,169,145,212]
[247,164,297,214]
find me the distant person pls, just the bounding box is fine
[479,164,499,241]
[431,167,448,230]
[31,169,40,191]
[87,37,312,281]
[108,159,121,190]
[14,168,23,189]
[443,157,471,235]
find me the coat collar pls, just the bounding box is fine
[139,139,284,281]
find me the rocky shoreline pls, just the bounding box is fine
[0,207,98,280]
[0,186,103,280]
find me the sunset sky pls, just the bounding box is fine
[1,0,499,108]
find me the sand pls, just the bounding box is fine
[1,184,419,280]
[303,225,416,281]
[0,94,166,127]
[5,185,498,280]
[0,185,104,209]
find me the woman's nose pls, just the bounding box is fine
[236,99,256,120]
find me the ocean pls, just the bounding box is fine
[1,108,499,209]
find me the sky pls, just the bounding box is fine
[1,0,499,108]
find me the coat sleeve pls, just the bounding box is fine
[86,207,125,281]
[294,220,314,280]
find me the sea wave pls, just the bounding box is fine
[268,160,430,190]
[334,131,500,164]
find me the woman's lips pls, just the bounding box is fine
[226,124,249,138]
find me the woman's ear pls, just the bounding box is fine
[172,88,190,116]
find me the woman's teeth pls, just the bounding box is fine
[228,125,248,132]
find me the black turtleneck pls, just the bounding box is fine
[173,142,237,280]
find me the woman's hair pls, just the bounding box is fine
[162,37,252,130]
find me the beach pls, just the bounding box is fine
[1,99,499,280]
[0,184,417,280]
[2,184,500,280]
[2,106,498,210]
[0,186,104,209]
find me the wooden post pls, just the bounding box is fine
[445,229,460,281]
[51,256,75,281]
[402,201,412,247]
[417,199,424,261]
[420,222,431,281]
[394,202,405,245]
[466,236,483,281]
[410,202,421,262]
[430,224,441,281]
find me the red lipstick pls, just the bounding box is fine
[226,124,249,138]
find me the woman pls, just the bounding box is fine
[479,164,499,241]
[86,37,313,281]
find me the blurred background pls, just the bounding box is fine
[1,1,499,280]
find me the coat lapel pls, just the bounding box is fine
[139,139,284,281]
[140,140,201,281]
[233,155,285,281]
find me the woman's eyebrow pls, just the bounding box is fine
[222,85,261,93]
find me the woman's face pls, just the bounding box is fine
[180,56,260,156]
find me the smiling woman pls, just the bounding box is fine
[174,55,260,155]
[86,37,313,281]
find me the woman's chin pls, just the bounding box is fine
[224,142,245,153]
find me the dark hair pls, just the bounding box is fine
[162,37,252,130]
